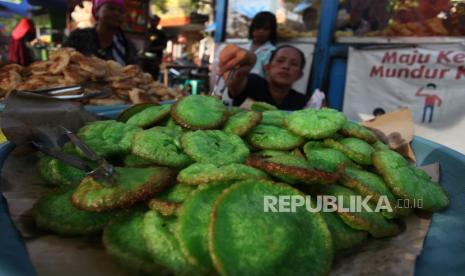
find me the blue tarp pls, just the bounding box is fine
[0,0,67,15]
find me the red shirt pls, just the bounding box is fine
[424,95,442,106]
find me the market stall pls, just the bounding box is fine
[0,1,464,275]
[150,0,214,94]
[320,0,465,154]
[0,0,188,111]
[0,93,463,275]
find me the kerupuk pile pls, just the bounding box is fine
[34,95,449,276]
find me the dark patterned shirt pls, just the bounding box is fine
[63,28,139,65]
[232,73,307,111]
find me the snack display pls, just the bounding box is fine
[340,0,465,37]
[26,95,449,275]
[0,48,183,104]
[364,17,451,37]
[277,24,317,40]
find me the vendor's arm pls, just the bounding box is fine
[219,44,256,98]
[148,31,167,53]
[63,28,92,54]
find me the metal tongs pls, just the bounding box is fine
[23,84,110,100]
[1,91,117,185]
[33,126,116,184]
[210,68,237,97]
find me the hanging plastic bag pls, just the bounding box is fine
[305,89,326,109]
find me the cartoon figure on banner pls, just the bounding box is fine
[415,83,443,123]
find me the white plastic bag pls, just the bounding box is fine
[305,89,326,109]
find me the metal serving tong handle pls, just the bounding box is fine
[32,126,116,185]
[210,68,237,97]
[31,85,82,95]
[62,126,115,182]
[24,85,110,100]
[1,91,115,184]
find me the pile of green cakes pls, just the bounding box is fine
[33,95,450,276]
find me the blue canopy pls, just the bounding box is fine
[205,22,216,32]
[232,3,268,19]
[0,0,33,16]
[293,2,313,13]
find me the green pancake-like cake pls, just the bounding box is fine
[209,180,333,276]
[373,150,449,212]
[223,110,262,137]
[125,104,172,129]
[132,127,193,168]
[72,166,175,212]
[324,137,375,166]
[77,120,140,158]
[177,163,269,185]
[285,108,347,139]
[34,187,119,236]
[181,130,249,165]
[246,124,304,151]
[339,121,378,144]
[177,182,232,273]
[171,95,227,130]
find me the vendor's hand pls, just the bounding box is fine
[219,44,256,77]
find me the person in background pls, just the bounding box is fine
[64,0,139,65]
[0,26,8,64]
[343,0,390,36]
[8,18,36,66]
[246,11,277,77]
[219,44,307,111]
[220,11,277,105]
[145,15,167,80]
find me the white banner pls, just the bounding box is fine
[344,45,465,153]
